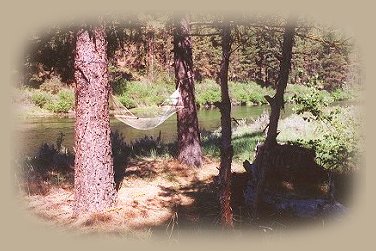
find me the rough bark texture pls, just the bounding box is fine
[173,16,202,167]
[74,26,116,213]
[218,24,234,228]
[253,18,297,216]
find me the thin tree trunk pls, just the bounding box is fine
[74,26,116,214]
[253,18,297,216]
[265,18,296,145]
[218,23,234,228]
[173,16,202,167]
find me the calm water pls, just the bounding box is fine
[16,105,296,156]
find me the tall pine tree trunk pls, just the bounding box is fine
[74,26,116,213]
[218,23,234,228]
[253,18,296,216]
[173,16,202,167]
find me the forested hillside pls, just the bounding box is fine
[15,15,360,115]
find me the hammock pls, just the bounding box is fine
[111,87,182,130]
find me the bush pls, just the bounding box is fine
[291,87,334,120]
[112,80,175,108]
[195,79,220,107]
[291,106,361,172]
[197,88,221,106]
[45,89,74,113]
[31,90,53,108]
[196,80,273,107]
[118,94,136,109]
[230,81,273,105]
[331,88,353,102]
[289,83,361,172]
[285,84,314,103]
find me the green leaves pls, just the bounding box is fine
[291,86,333,121]
[291,104,360,172]
[31,88,74,113]
[45,89,74,113]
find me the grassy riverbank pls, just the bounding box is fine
[13,78,357,118]
[16,103,361,234]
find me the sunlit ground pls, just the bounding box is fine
[23,157,247,236]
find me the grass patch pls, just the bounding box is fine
[112,79,175,108]
[44,89,75,113]
[15,76,358,116]
[195,79,274,107]
[18,87,74,114]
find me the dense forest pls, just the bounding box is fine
[17,15,360,112]
[13,14,363,236]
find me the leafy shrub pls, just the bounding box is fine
[196,80,273,107]
[195,79,220,106]
[292,105,361,172]
[291,87,334,120]
[31,90,52,108]
[331,88,353,102]
[230,81,273,105]
[45,89,74,113]
[289,83,361,172]
[113,80,175,107]
[197,88,221,106]
[285,84,314,103]
[118,94,136,109]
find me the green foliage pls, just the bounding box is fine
[24,16,358,93]
[195,80,274,107]
[331,88,353,101]
[195,80,221,106]
[289,82,361,172]
[201,127,265,161]
[285,84,316,103]
[118,94,136,109]
[291,104,361,172]
[291,86,334,120]
[45,89,74,113]
[31,90,53,108]
[230,82,273,105]
[112,79,175,108]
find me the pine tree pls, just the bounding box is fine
[73,26,117,213]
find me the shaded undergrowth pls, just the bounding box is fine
[17,126,264,196]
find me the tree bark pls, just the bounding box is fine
[73,26,117,214]
[253,18,297,217]
[173,16,202,167]
[265,18,296,145]
[218,23,234,228]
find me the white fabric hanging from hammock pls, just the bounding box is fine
[111,88,182,130]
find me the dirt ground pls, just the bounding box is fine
[23,157,248,237]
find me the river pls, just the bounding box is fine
[16,105,293,156]
[15,99,357,157]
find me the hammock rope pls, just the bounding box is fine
[111,85,183,130]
